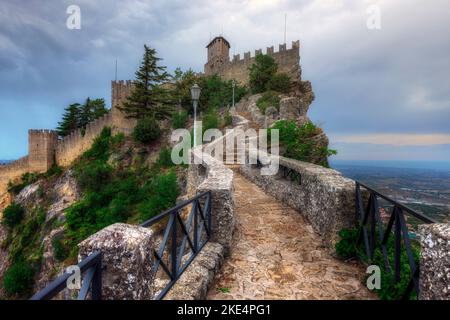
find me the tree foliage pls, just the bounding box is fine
[248,54,292,94]
[119,45,173,120]
[132,117,162,144]
[57,98,108,136]
[171,69,247,113]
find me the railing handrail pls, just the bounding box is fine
[31,191,213,300]
[140,191,211,228]
[355,180,437,300]
[30,251,102,300]
[356,181,437,224]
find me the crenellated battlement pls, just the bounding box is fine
[230,40,300,64]
[55,112,114,166]
[205,38,301,85]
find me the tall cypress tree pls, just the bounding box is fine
[56,103,81,136]
[118,45,173,120]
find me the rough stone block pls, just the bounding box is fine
[418,223,450,300]
[78,223,156,300]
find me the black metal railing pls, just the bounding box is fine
[31,191,212,300]
[355,181,437,299]
[30,251,102,300]
[140,190,212,300]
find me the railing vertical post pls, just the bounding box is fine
[171,211,178,279]
[370,195,376,259]
[355,182,360,221]
[207,192,212,237]
[193,200,198,252]
[91,253,102,300]
[394,208,402,283]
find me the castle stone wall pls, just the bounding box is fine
[206,41,301,85]
[55,112,113,167]
[0,156,29,194]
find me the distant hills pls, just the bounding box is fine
[332,160,450,223]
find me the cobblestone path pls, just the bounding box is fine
[207,173,375,300]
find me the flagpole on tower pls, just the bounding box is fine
[115,59,118,81]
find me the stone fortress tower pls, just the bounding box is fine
[28,130,58,172]
[204,36,231,76]
[204,36,301,85]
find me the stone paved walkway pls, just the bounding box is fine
[207,173,375,300]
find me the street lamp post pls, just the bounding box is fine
[190,83,201,147]
[232,80,236,108]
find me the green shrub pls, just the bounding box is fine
[139,171,179,222]
[248,54,278,94]
[52,235,69,262]
[157,148,174,168]
[268,73,292,93]
[335,228,360,259]
[172,111,189,129]
[76,161,112,192]
[83,127,112,161]
[133,117,161,144]
[7,172,40,195]
[36,207,46,225]
[270,120,337,167]
[224,111,233,127]
[202,112,219,134]
[2,203,24,228]
[44,165,63,178]
[3,260,34,297]
[256,91,280,114]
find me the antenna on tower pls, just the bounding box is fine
[115,59,118,81]
[284,13,287,44]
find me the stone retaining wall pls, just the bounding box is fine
[418,223,450,300]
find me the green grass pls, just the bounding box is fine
[217,287,231,294]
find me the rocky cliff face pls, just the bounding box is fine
[233,80,330,166]
[0,170,80,297]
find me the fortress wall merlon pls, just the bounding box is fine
[55,110,116,167]
[218,41,301,85]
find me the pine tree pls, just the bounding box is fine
[79,98,92,129]
[118,45,173,120]
[56,103,81,136]
[79,98,108,128]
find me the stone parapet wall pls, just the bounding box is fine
[210,41,300,85]
[55,112,113,167]
[418,223,450,300]
[188,139,236,254]
[239,151,356,246]
[0,156,29,194]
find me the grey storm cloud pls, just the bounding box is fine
[1,0,450,159]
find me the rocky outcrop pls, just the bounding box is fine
[46,170,80,223]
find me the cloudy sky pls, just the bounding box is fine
[1,0,450,161]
